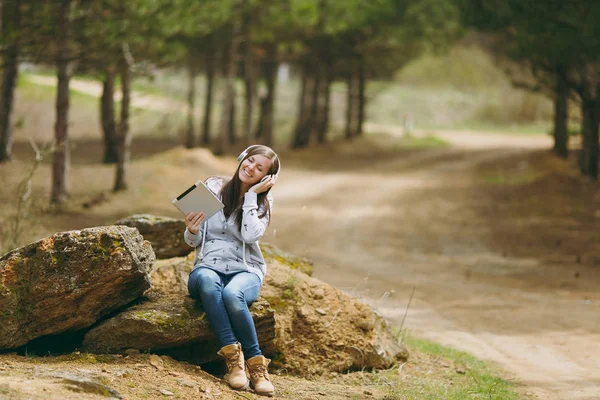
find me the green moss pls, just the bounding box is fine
[53,251,72,264]
[78,353,99,364]
[97,236,112,256]
[262,296,290,312]
[268,351,288,372]
[270,254,313,276]
[249,302,274,318]
[261,244,314,276]
[132,309,196,330]
[91,235,125,258]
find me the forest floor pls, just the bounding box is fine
[1,77,599,399]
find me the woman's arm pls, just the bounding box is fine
[240,192,273,244]
[184,227,204,248]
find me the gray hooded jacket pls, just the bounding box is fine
[183,176,273,282]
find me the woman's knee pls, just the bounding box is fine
[189,268,221,297]
[222,287,245,313]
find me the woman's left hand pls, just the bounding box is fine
[249,175,277,194]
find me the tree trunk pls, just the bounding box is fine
[201,46,215,146]
[101,68,118,163]
[216,3,242,155]
[242,4,256,145]
[591,104,600,181]
[553,66,569,159]
[308,56,321,142]
[0,0,20,163]
[292,62,308,140]
[344,71,352,139]
[228,88,237,145]
[316,62,332,144]
[185,49,197,149]
[579,98,596,176]
[254,42,278,146]
[51,0,71,205]
[357,54,366,136]
[244,66,256,145]
[345,58,360,140]
[577,64,600,180]
[291,61,315,149]
[114,57,131,192]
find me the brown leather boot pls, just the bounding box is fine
[217,343,249,390]
[246,355,275,397]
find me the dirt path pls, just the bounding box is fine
[269,129,600,400]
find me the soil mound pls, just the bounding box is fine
[260,254,408,377]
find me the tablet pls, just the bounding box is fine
[172,180,224,219]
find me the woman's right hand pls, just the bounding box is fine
[185,212,205,234]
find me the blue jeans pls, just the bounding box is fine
[188,267,262,359]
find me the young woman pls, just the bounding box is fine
[183,144,280,396]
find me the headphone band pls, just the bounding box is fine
[237,145,281,176]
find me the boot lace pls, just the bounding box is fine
[224,352,243,372]
[249,364,270,381]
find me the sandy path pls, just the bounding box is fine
[269,129,600,400]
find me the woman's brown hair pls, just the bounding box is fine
[221,145,279,232]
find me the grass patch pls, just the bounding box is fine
[479,168,543,186]
[452,119,552,135]
[15,73,187,140]
[18,74,98,105]
[387,334,522,400]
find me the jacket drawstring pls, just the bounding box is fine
[199,221,207,261]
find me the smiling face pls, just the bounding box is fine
[238,154,272,187]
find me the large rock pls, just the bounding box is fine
[81,293,275,364]
[148,256,193,296]
[0,226,154,349]
[116,214,191,259]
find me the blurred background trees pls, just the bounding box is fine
[0,0,598,205]
[460,0,600,179]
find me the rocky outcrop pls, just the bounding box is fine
[0,217,406,377]
[0,226,154,349]
[116,214,192,259]
[82,293,275,364]
[131,246,406,373]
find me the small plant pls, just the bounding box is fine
[282,274,298,299]
[284,274,298,290]
[1,138,55,253]
[396,286,415,345]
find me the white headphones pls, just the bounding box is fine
[237,145,281,180]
